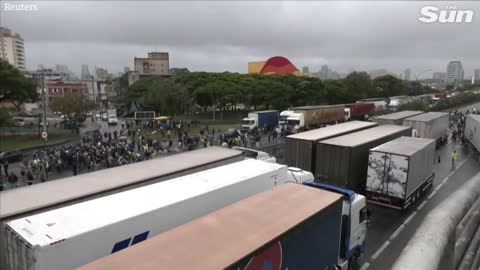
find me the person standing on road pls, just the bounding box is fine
[451,150,459,171]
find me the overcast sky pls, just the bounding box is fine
[1,1,479,77]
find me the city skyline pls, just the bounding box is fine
[1,1,480,77]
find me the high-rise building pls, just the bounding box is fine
[134,52,169,76]
[404,68,411,81]
[474,69,480,84]
[302,66,310,74]
[81,64,91,80]
[95,67,109,80]
[446,61,464,87]
[123,66,130,73]
[0,27,26,70]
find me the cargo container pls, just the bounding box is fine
[286,121,377,174]
[286,105,345,131]
[315,125,412,192]
[77,183,349,270]
[387,96,411,111]
[0,147,244,270]
[373,110,424,126]
[464,114,480,160]
[366,137,436,210]
[357,98,388,111]
[4,159,314,270]
[402,112,449,147]
[344,103,375,121]
[241,110,278,130]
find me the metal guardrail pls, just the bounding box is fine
[392,171,480,270]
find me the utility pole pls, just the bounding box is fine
[41,72,47,137]
[91,75,96,118]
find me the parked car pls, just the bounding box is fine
[0,151,23,163]
[15,118,25,127]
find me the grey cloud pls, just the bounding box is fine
[1,1,479,76]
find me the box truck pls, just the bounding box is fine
[241,110,279,131]
[4,159,314,270]
[464,114,480,160]
[285,105,345,131]
[366,137,436,210]
[286,121,377,174]
[403,112,449,147]
[357,98,387,112]
[373,110,424,126]
[344,103,375,121]
[315,125,412,192]
[77,183,368,270]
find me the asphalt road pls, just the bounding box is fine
[360,140,480,270]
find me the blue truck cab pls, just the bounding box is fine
[303,181,368,270]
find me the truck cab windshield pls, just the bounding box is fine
[286,119,300,126]
[241,119,254,125]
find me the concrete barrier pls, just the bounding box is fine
[392,171,480,270]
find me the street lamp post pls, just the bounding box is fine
[91,75,96,119]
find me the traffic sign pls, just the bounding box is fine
[41,131,48,139]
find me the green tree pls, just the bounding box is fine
[343,72,373,101]
[397,100,428,111]
[0,61,38,111]
[373,75,403,97]
[49,96,95,120]
[0,107,13,127]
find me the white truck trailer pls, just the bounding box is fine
[366,137,436,210]
[464,114,480,160]
[4,159,313,270]
[402,112,449,148]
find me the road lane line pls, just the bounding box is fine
[434,183,444,192]
[427,190,437,200]
[389,225,405,240]
[359,262,370,270]
[417,200,428,210]
[403,211,417,225]
[371,241,390,261]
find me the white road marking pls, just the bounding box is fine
[427,191,437,200]
[389,225,405,240]
[434,183,444,192]
[371,241,390,261]
[403,211,417,225]
[359,262,370,270]
[417,200,428,210]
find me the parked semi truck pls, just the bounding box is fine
[286,105,344,131]
[344,103,375,121]
[373,110,424,126]
[315,125,412,192]
[241,110,279,131]
[4,159,314,270]
[357,98,387,112]
[286,121,377,174]
[279,109,294,127]
[366,137,436,210]
[77,183,368,270]
[403,112,449,148]
[464,114,480,160]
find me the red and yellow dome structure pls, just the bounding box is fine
[248,56,304,76]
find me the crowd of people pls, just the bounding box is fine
[0,119,286,191]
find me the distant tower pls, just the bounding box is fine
[81,64,91,80]
[404,69,411,81]
[302,66,309,74]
